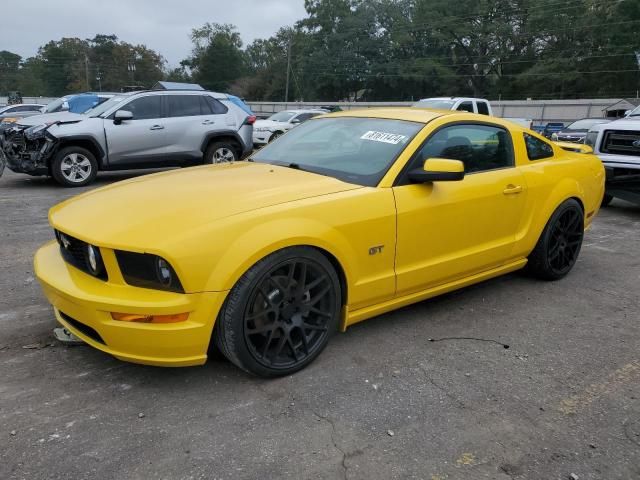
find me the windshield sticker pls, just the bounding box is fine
[360,131,408,145]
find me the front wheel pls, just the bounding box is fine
[51,147,98,187]
[526,199,584,280]
[214,247,341,377]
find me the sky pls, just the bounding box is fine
[1,0,308,67]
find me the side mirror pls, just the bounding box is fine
[624,110,632,117]
[60,101,70,112]
[290,118,301,124]
[113,110,133,125]
[408,158,465,183]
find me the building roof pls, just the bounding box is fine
[603,98,640,111]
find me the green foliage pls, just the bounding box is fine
[2,1,639,100]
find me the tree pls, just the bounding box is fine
[185,23,247,91]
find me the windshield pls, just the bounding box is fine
[44,97,68,113]
[566,119,608,130]
[413,99,456,110]
[268,111,296,122]
[86,96,127,117]
[628,105,640,117]
[252,117,423,186]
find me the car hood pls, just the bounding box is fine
[557,129,588,137]
[49,162,362,251]
[254,120,288,129]
[17,111,85,127]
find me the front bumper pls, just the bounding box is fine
[35,241,227,367]
[597,153,640,171]
[252,132,272,145]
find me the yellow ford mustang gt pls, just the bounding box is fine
[34,109,605,377]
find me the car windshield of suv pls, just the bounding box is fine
[566,119,608,130]
[252,117,423,186]
[413,99,456,110]
[86,96,127,117]
[268,111,297,122]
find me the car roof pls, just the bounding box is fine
[325,107,452,123]
[323,108,529,129]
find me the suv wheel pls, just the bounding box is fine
[51,147,98,187]
[204,141,238,164]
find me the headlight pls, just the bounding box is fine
[551,133,558,141]
[115,251,184,293]
[584,131,598,148]
[24,124,49,140]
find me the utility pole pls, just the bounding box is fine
[284,38,292,106]
[84,55,90,91]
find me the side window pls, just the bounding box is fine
[293,113,315,123]
[205,96,228,114]
[5,106,20,113]
[168,95,202,117]
[414,124,514,174]
[477,102,490,115]
[457,101,474,113]
[124,96,162,120]
[524,133,554,160]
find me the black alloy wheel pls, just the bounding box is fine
[214,247,341,377]
[527,199,584,280]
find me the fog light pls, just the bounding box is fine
[111,312,189,324]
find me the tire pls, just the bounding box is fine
[51,146,98,187]
[526,199,584,281]
[269,131,283,143]
[214,247,342,377]
[204,141,238,164]
[601,193,613,207]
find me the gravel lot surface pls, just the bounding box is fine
[1,169,639,480]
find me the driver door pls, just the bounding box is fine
[393,123,527,296]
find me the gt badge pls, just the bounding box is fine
[369,245,384,255]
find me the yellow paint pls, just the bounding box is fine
[559,360,640,414]
[456,453,476,466]
[34,109,605,367]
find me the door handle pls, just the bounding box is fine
[150,125,164,130]
[202,120,216,125]
[503,184,523,195]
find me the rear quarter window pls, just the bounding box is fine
[524,133,554,160]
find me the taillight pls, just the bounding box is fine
[244,115,256,125]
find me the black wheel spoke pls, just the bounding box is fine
[262,327,278,358]
[308,285,331,306]
[309,306,332,318]
[303,321,328,332]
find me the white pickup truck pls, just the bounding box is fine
[585,109,640,205]
[413,97,533,129]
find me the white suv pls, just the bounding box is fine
[252,109,328,145]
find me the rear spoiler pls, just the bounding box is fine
[553,141,593,154]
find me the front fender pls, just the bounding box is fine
[203,216,356,295]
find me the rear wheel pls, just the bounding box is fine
[601,193,613,207]
[526,199,584,280]
[51,146,98,187]
[214,247,341,377]
[204,141,238,164]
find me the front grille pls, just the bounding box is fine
[55,230,108,280]
[601,130,640,157]
[59,311,105,345]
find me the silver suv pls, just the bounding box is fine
[0,90,254,187]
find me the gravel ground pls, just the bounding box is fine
[1,169,639,480]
